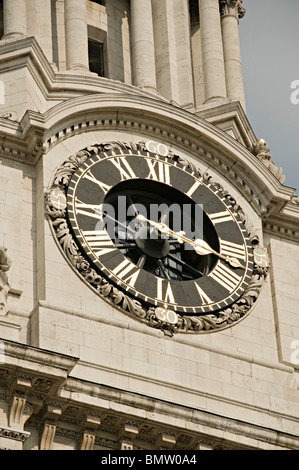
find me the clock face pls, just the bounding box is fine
[66,147,253,315]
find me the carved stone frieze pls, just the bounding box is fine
[0,426,30,443]
[45,142,269,335]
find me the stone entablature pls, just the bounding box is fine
[0,340,297,451]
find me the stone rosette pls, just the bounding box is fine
[45,141,270,335]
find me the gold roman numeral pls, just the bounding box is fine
[75,199,102,220]
[83,170,112,194]
[220,239,246,261]
[185,180,201,198]
[110,157,137,180]
[209,261,242,293]
[194,282,212,305]
[146,159,171,185]
[207,210,233,224]
[112,259,140,288]
[156,278,175,304]
[83,230,116,257]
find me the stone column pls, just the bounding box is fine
[39,0,54,64]
[199,0,227,103]
[130,0,157,92]
[220,0,246,111]
[2,0,27,40]
[64,0,89,72]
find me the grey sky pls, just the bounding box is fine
[239,0,299,192]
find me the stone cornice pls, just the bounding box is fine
[2,339,78,376]
[0,425,30,443]
[57,377,299,450]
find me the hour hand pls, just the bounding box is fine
[136,214,185,241]
[193,239,245,269]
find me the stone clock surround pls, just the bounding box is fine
[0,0,298,452]
[44,140,267,334]
[11,93,293,448]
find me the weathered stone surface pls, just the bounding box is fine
[0,0,298,451]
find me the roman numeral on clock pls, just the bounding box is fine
[220,239,246,261]
[75,199,103,220]
[83,171,112,194]
[209,261,242,293]
[146,159,171,185]
[185,180,201,198]
[156,278,175,304]
[110,157,137,181]
[83,230,116,257]
[111,259,140,288]
[207,210,233,224]
[194,282,212,305]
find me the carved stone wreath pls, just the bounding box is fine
[45,141,269,335]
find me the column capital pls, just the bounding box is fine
[219,0,246,19]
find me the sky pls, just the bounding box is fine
[239,0,299,193]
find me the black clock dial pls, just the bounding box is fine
[103,178,219,281]
[66,148,254,314]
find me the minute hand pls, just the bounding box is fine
[136,215,245,269]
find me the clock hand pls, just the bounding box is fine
[192,239,244,269]
[136,214,245,269]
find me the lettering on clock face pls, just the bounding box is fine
[110,157,137,181]
[83,170,112,194]
[209,261,242,293]
[185,180,201,198]
[156,278,175,305]
[207,210,234,225]
[66,148,253,315]
[83,230,116,257]
[111,259,140,288]
[219,239,246,262]
[146,159,171,185]
[75,199,103,219]
[194,282,212,306]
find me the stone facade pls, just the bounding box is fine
[0,0,298,451]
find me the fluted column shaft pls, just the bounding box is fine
[199,0,227,103]
[221,1,246,110]
[2,0,27,40]
[64,0,89,72]
[130,0,157,92]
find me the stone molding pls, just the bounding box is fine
[0,36,164,117]
[0,425,30,444]
[0,340,297,450]
[45,141,270,335]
